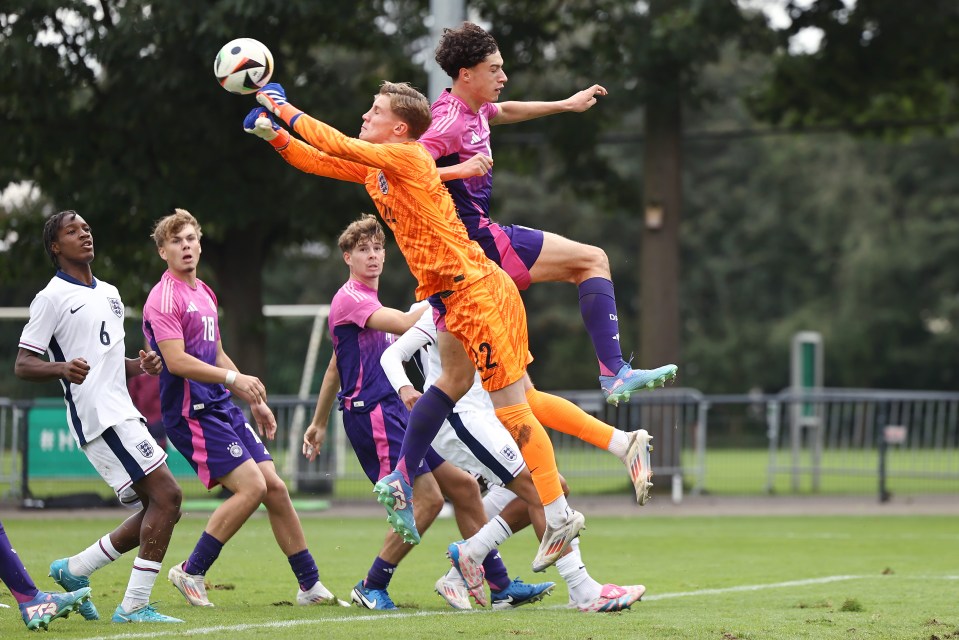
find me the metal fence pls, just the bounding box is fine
[765,388,959,497]
[2,388,957,504]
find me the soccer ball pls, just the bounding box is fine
[213,38,274,95]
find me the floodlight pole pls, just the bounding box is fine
[428,0,466,102]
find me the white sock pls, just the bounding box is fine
[465,516,512,561]
[120,557,162,613]
[482,485,517,520]
[543,495,571,528]
[555,541,602,603]
[607,429,629,461]
[69,534,120,577]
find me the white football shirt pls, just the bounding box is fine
[19,272,143,445]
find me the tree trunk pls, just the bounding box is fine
[205,231,268,378]
[641,80,683,370]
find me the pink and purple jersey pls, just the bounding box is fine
[419,89,498,237]
[142,270,229,427]
[328,280,397,413]
[419,90,544,290]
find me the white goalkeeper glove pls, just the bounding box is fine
[243,107,290,150]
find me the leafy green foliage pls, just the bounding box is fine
[2,1,958,395]
[0,0,429,373]
[749,0,959,133]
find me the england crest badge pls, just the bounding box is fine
[136,440,155,458]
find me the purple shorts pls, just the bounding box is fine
[342,394,444,483]
[166,401,272,490]
[475,223,544,291]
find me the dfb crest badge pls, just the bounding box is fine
[136,440,155,458]
[108,297,123,318]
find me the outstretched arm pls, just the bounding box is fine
[364,303,428,337]
[244,106,367,183]
[490,84,607,126]
[256,83,406,174]
[437,154,494,181]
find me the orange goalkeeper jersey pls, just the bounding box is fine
[278,114,497,299]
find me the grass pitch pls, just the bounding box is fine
[0,511,956,639]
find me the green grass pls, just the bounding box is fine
[9,444,959,502]
[1,512,957,639]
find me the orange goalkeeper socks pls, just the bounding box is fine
[494,403,564,505]
[525,387,615,450]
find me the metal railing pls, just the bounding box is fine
[2,388,957,503]
[766,388,959,496]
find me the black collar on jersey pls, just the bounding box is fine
[56,270,98,289]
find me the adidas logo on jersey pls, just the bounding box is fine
[186,301,198,313]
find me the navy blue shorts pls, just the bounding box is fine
[342,394,445,483]
[166,401,272,489]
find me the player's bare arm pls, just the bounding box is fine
[250,402,277,440]
[397,385,422,411]
[491,84,608,125]
[126,349,162,378]
[154,338,266,405]
[365,305,428,336]
[15,348,89,384]
[214,341,269,405]
[438,153,494,180]
[212,343,275,437]
[303,354,339,461]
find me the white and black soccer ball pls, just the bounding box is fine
[213,37,274,95]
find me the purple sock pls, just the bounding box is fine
[364,556,396,591]
[482,550,510,592]
[184,531,224,576]
[395,386,455,484]
[0,522,39,603]
[578,277,626,376]
[288,549,318,591]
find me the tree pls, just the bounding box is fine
[0,0,430,375]
[749,0,959,133]
[471,0,771,371]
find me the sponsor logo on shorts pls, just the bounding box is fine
[136,440,155,458]
[228,442,243,458]
[193,403,205,411]
[108,297,123,318]
[500,445,518,462]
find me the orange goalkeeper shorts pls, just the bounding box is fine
[431,269,531,393]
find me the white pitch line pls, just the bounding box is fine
[49,574,959,639]
[75,609,467,640]
[642,574,868,601]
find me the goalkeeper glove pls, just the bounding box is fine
[256,82,303,127]
[243,107,290,150]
